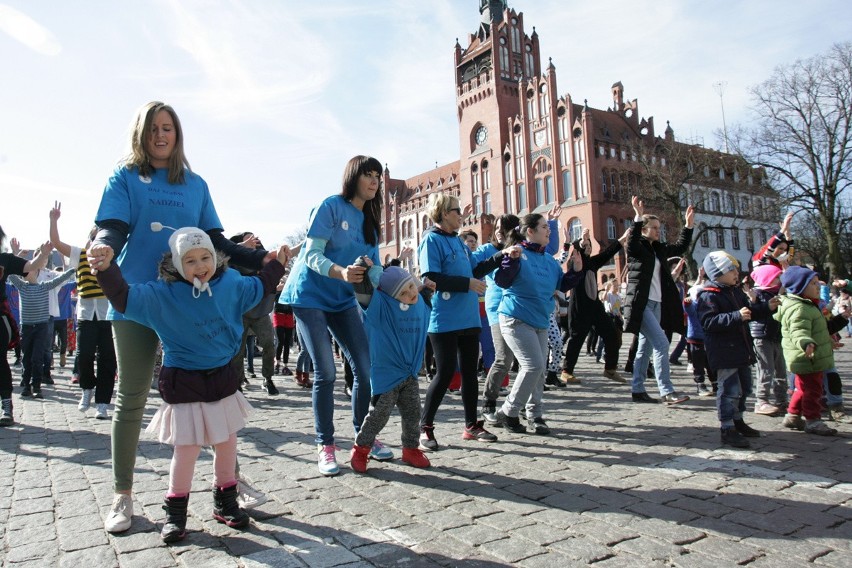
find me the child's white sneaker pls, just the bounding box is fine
[95,403,109,420]
[78,389,93,412]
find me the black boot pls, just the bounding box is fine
[161,495,189,543]
[264,377,279,396]
[213,484,249,528]
[721,427,750,448]
[734,419,760,438]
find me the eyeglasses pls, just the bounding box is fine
[448,207,461,215]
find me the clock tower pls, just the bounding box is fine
[454,1,543,235]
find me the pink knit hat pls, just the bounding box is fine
[751,264,782,289]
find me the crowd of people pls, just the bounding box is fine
[0,101,848,544]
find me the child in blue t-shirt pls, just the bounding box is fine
[350,266,433,473]
[92,227,288,543]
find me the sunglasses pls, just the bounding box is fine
[448,207,461,215]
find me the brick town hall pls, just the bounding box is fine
[377,1,778,282]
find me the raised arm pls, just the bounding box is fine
[49,201,73,258]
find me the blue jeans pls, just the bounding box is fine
[631,300,675,396]
[293,306,371,446]
[824,368,843,406]
[716,367,752,428]
[21,322,50,389]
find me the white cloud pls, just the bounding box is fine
[0,4,61,55]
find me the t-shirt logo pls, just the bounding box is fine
[398,303,409,311]
[138,174,152,184]
[341,221,349,231]
[441,291,451,300]
[521,253,528,261]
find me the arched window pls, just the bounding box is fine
[568,218,582,242]
[484,192,492,214]
[741,196,750,216]
[517,183,527,211]
[607,217,616,240]
[699,223,709,247]
[545,176,555,203]
[726,194,736,215]
[710,192,721,213]
[401,220,407,239]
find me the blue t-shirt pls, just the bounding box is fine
[474,243,504,326]
[498,248,563,330]
[364,290,430,395]
[95,166,222,320]
[122,268,264,370]
[279,195,379,312]
[418,230,481,333]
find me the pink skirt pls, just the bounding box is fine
[145,391,253,446]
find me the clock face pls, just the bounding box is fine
[475,126,488,145]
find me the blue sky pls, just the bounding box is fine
[2,0,850,251]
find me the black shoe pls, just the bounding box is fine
[212,484,249,529]
[32,389,44,399]
[497,410,526,433]
[264,378,279,396]
[528,416,550,435]
[632,392,658,403]
[734,419,760,438]
[249,373,257,379]
[20,387,32,398]
[669,359,682,366]
[42,375,54,385]
[161,495,189,543]
[721,427,750,448]
[544,371,567,389]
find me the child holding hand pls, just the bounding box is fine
[91,227,288,542]
[350,266,433,472]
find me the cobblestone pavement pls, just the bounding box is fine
[1,336,850,567]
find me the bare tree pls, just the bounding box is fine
[282,225,308,247]
[736,42,852,279]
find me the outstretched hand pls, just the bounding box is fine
[780,211,794,237]
[684,204,695,228]
[49,201,62,223]
[631,195,644,217]
[547,203,563,221]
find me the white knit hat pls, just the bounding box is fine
[154,225,216,297]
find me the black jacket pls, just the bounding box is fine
[748,288,782,340]
[569,239,622,320]
[697,284,769,371]
[622,221,693,335]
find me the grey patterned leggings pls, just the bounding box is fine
[355,377,422,449]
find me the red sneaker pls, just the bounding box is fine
[401,447,431,468]
[349,444,370,473]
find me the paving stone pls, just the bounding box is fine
[613,535,686,561]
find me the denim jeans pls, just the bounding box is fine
[293,306,371,446]
[824,368,843,406]
[631,300,675,396]
[716,366,752,427]
[499,315,548,419]
[21,322,50,389]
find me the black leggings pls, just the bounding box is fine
[421,329,480,428]
[0,314,12,399]
[274,326,294,364]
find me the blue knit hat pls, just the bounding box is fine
[379,266,416,300]
[781,265,818,297]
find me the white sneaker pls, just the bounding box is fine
[104,493,133,533]
[95,403,109,420]
[78,389,93,412]
[236,480,268,510]
[317,444,340,476]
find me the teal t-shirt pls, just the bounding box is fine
[364,290,430,395]
[498,247,563,330]
[122,268,264,370]
[279,195,379,312]
[418,229,481,333]
[95,166,222,320]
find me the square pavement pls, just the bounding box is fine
[1,336,850,567]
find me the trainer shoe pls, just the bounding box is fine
[462,421,498,442]
[236,480,268,509]
[754,402,781,416]
[401,447,430,468]
[0,399,13,427]
[782,413,805,431]
[95,403,109,420]
[734,419,760,438]
[496,410,526,433]
[317,444,340,476]
[419,425,439,451]
[32,389,44,399]
[661,392,689,405]
[560,371,581,385]
[828,404,847,422]
[804,420,838,436]
[78,389,93,412]
[602,369,626,383]
[696,383,713,397]
[631,392,658,403]
[721,427,750,448]
[350,444,370,473]
[105,493,133,533]
[528,416,551,436]
[369,439,394,461]
[481,400,498,424]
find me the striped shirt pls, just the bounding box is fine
[8,269,76,325]
[69,246,110,321]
